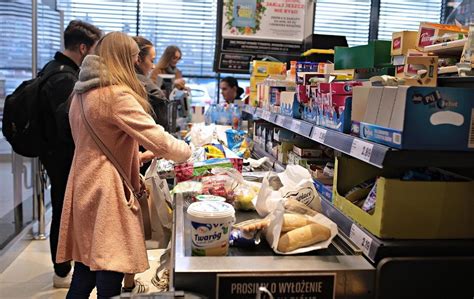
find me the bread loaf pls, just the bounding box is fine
[281,213,314,232]
[277,223,331,252]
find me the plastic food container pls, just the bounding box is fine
[195,195,226,202]
[187,201,235,256]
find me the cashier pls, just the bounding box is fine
[220,76,244,104]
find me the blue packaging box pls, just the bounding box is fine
[360,86,474,151]
[313,180,333,202]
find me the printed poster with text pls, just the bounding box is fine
[222,0,306,42]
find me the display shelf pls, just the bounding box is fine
[244,105,474,169]
[252,144,285,172]
[423,39,466,56]
[321,198,474,264]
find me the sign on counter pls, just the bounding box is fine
[217,273,336,299]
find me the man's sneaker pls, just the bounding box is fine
[122,279,149,294]
[53,271,72,288]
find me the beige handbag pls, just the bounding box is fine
[79,95,152,240]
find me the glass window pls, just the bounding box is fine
[314,0,372,46]
[378,0,442,41]
[139,0,218,77]
[57,0,138,34]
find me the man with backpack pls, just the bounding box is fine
[38,20,101,288]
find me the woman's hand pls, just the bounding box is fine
[174,78,186,90]
[139,150,155,166]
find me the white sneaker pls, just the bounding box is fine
[53,271,72,288]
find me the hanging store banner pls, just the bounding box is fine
[214,0,313,73]
[221,0,306,42]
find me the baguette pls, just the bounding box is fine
[277,223,331,252]
[281,213,314,232]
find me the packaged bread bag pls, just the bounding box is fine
[264,199,337,255]
[255,165,322,217]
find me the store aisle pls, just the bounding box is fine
[0,239,164,299]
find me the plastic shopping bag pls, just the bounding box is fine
[145,159,173,248]
[255,164,322,217]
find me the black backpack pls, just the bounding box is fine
[2,63,75,157]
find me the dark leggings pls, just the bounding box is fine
[66,262,124,299]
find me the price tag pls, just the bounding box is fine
[262,110,271,120]
[350,138,374,163]
[290,119,301,132]
[311,126,327,144]
[349,224,372,256]
[276,115,286,126]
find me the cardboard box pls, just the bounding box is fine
[376,87,398,127]
[391,31,418,56]
[416,22,467,50]
[402,56,438,87]
[351,86,371,135]
[280,91,302,119]
[251,60,286,77]
[395,65,405,78]
[292,145,323,158]
[361,86,474,151]
[250,76,266,91]
[333,157,474,239]
[313,180,333,202]
[319,81,362,95]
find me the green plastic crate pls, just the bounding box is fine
[335,41,392,70]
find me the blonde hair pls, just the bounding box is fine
[150,45,181,82]
[94,32,151,113]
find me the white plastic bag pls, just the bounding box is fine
[255,165,322,217]
[189,123,215,147]
[145,159,173,248]
[264,201,338,255]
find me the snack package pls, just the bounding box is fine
[264,201,337,255]
[174,158,242,183]
[226,129,246,149]
[201,173,237,202]
[229,229,262,248]
[204,143,226,159]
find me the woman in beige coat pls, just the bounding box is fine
[56,32,191,298]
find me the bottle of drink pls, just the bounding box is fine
[209,104,218,124]
[231,104,241,129]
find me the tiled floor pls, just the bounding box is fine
[0,238,165,299]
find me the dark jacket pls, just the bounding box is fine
[136,73,171,131]
[38,52,79,164]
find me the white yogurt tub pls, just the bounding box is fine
[195,195,226,202]
[187,201,235,256]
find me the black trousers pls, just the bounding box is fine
[66,262,124,299]
[40,153,73,277]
